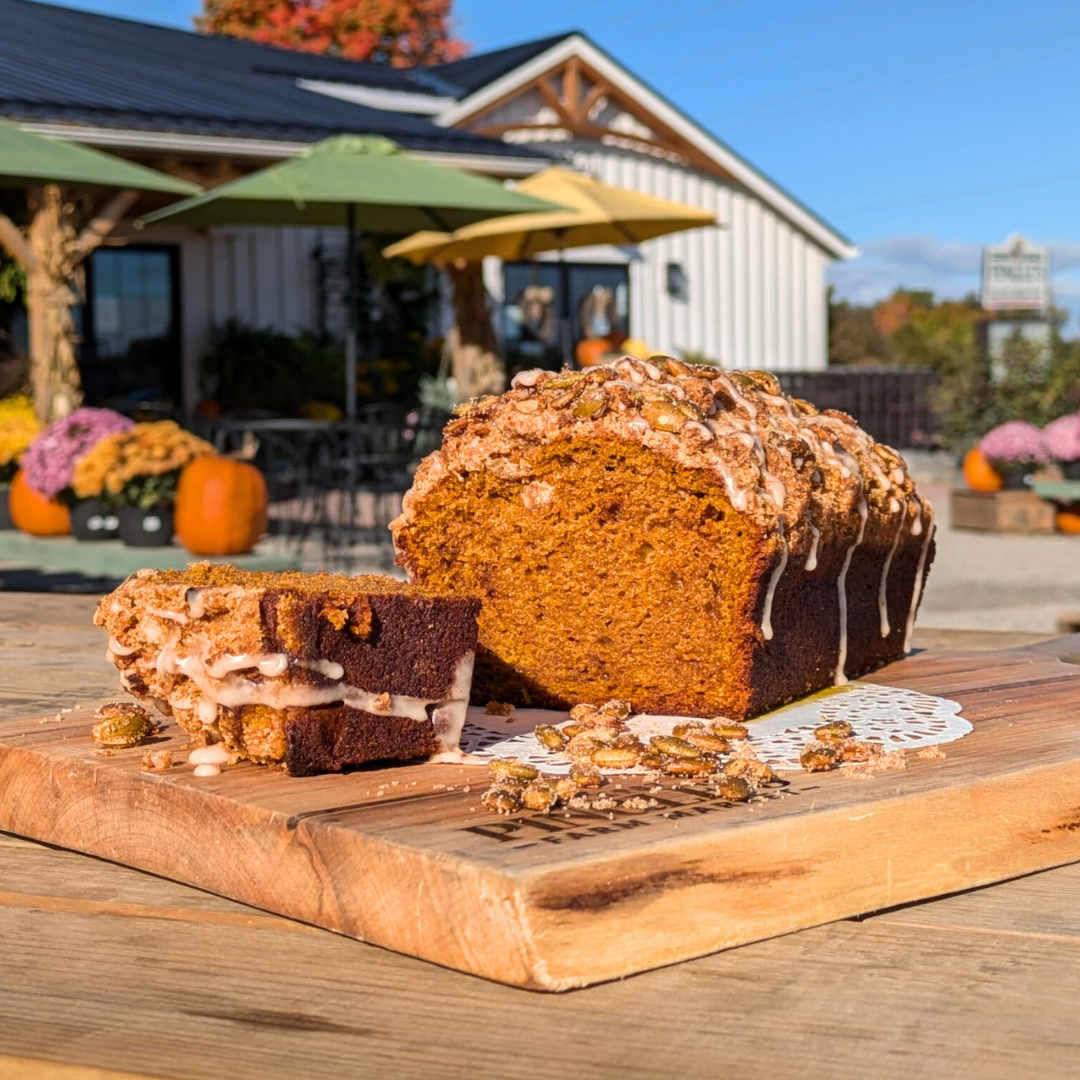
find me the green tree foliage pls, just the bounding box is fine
[829,288,1080,452]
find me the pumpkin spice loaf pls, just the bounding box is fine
[95,565,480,775]
[391,357,934,720]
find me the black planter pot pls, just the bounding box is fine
[1062,460,1080,481]
[119,503,174,547]
[70,498,120,541]
[0,488,12,531]
[1002,470,1035,490]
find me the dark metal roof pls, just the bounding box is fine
[433,34,575,96]
[0,0,545,156]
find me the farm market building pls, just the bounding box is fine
[0,0,854,411]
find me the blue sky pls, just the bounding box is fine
[48,0,1080,320]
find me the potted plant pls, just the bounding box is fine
[977,421,1048,489]
[0,395,40,530]
[1042,413,1080,480]
[21,406,133,539]
[73,421,215,547]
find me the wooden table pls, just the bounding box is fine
[2,595,1078,1080]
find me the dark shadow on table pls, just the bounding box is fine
[0,567,122,594]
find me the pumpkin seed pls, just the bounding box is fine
[488,758,539,781]
[651,735,701,759]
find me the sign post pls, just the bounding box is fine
[979,236,1052,382]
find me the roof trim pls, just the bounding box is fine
[15,122,547,176]
[296,79,456,116]
[438,34,855,259]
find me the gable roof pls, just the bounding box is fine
[0,0,541,159]
[433,34,575,97]
[437,32,855,258]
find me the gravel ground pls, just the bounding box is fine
[915,480,1080,633]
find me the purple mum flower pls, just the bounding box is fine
[1043,413,1080,464]
[22,407,134,497]
[977,420,1048,469]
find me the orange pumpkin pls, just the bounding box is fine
[9,470,71,536]
[962,448,1004,493]
[175,457,267,555]
[1056,508,1080,534]
[575,337,611,368]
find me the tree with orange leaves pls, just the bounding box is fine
[196,0,468,66]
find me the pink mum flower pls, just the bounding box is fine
[1043,414,1080,463]
[977,421,1048,469]
[22,407,134,497]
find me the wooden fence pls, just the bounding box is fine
[778,366,937,450]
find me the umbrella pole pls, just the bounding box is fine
[558,243,572,368]
[345,203,358,422]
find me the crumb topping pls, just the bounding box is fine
[394,357,930,560]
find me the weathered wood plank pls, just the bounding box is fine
[4,638,1080,988]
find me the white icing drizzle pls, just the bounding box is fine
[805,524,820,571]
[834,497,868,686]
[878,511,907,638]
[189,745,230,765]
[681,420,713,442]
[511,368,545,388]
[157,635,476,760]
[108,637,136,656]
[614,357,647,384]
[717,374,758,419]
[146,607,189,625]
[639,359,663,381]
[193,763,221,777]
[910,501,923,536]
[761,523,788,641]
[297,658,345,680]
[903,512,935,652]
[185,588,207,620]
[765,474,786,510]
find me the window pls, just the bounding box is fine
[81,246,181,409]
[502,261,630,372]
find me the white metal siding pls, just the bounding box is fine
[559,147,830,371]
[121,224,325,411]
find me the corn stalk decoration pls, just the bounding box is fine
[443,260,506,399]
[0,184,137,421]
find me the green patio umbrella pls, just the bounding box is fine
[0,118,197,193]
[138,135,561,418]
[0,119,199,420]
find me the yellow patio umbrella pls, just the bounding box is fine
[383,167,719,363]
[383,167,719,263]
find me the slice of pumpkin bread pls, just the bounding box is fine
[95,564,480,775]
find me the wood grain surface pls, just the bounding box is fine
[4,599,1080,1079]
[4,611,1080,989]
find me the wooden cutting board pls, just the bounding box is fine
[3,637,1080,991]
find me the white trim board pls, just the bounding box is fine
[437,35,856,260]
[13,122,547,177]
[297,79,457,116]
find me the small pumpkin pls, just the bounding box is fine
[962,448,1004,493]
[174,457,267,556]
[1056,507,1080,534]
[9,470,71,536]
[575,337,611,368]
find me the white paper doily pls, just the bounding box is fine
[461,684,970,774]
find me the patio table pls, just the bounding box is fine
[1,593,1078,1080]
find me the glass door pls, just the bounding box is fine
[81,245,181,411]
[502,261,630,375]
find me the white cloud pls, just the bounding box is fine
[829,234,1080,327]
